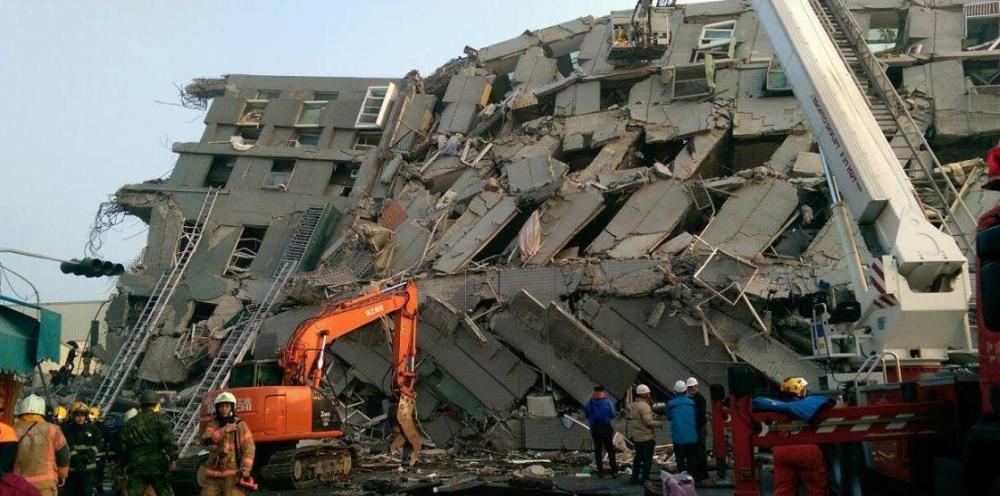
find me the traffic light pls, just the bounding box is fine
[59,258,125,278]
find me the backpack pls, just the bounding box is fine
[0,473,39,496]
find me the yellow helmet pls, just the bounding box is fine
[70,401,90,415]
[89,406,100,421]
[54,405,68,422]
[780,377,809,397]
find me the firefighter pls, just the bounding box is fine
[87,407,109,492]
[200,392,254,496]
[61,402,104,496]
[120,391,177,496]
[773,377,828,496]
[12,395,70,496]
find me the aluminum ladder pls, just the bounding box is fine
[809,0,979,257]
[92,189,220,412]
[173,205,327,456]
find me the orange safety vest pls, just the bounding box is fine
[13,418,68,491]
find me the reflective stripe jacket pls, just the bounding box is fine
[61,422,104,473]
[13,417,70,491]
[201,418,254,478]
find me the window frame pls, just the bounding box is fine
[296,101,327,127]
[354,84,397,129]
[263,159,296,190]
[256,89,281,100]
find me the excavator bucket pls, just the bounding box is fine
[390,394,422,466]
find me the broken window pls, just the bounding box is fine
[693,20,736,61]
[866,28,898,54]
[315,91,339,101]
[238,100,267,126]
[175,219,199,263]
[204,156,235,188]
[263,159,295,190]
[965,1,1000,49]
[292,129,321,147]
[297,101,326,127]
[353,132,381,151]
[765,58,792,93]
[355,84,397,128]
[256,89,281,100]
[224,226,268,277]
[671,62,715,100]
[236,125,261,145]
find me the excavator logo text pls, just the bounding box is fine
[365,304,385,317]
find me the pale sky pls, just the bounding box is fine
[0,0,710,303]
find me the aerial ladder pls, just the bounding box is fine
[707,0,1000,493]
[173,205,327,456]
[91,188,219,412]
[175,281,422,491]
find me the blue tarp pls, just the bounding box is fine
[0,295,61,375]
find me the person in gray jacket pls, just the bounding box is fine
[626,384,662,484]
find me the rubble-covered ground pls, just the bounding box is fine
[46,0,1000,493]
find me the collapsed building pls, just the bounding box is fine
[92,0,1000,451]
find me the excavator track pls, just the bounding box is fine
[259,444,355,490]
[170,454,208,494]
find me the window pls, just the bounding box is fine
[966,2,1000,48]
[765,58,792,93]
[699,20,736,49]
[353,133,381,151]
[297,102,327,127]
[256,89,281,100]
[315,91,339,101]
[672,63,714,99]
[293,129,321,147]
[263,159,295,190]
[866,28,898,54]
[204,156,235,188]
[224,226,268,277]
[355,84,397,128]
[238,101,267,126]
[236,126,261,145]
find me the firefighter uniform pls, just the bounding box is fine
[13,395,70,496]
[61,403,105,496]
[773,377,828,496]
[200,393,254,496]
[120,393,177,496]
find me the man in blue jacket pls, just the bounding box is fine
[667,380,698,475]
[582,385,618,477]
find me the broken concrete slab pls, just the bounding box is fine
[432,191,520,274]
[562,110,628,152]
[588,179,693,257]
[392,94,437,157]
[503,154,569,205]
[532,16,594,58]
[492,289,639,403]
[790,151,823,177]
[573,130,639,185]
[699,177,798,258]
[512,47,559,91]
[554,81,601,116]
[442,75,492,105]
[709,311,822,386]
[670,127,730,181]
[525,186,605,265]
[419,155,467,194]
[766,132,814,175]
[478,34,542,75]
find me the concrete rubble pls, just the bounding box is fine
[80,0,999,464]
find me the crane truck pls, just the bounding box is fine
[707,0,1000,494]
[178,281,422,490]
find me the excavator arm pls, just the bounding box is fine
[278,281,422,463]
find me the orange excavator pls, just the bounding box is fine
[194,281,422,489]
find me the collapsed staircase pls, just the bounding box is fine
[809,0,980,257]
[173,205,327,456]
[91,189,220,412]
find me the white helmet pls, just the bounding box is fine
[686,377,699,388]
[635,384,651,395]
[19,394,46,416]
[214,392,237,407]
[124,408,139,422]
[673,380,688,394]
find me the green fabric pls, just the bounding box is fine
[0,295,61,373]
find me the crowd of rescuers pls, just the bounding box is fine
[582,376,830,496]
[0,389,254,496]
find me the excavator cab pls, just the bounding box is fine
[229,360,284,388]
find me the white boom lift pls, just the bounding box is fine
[751,0,972,376]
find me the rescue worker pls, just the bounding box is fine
[666,380,698,475]
[200,392,254,496]
[61,402,104,496]
[120,391,177,496]
[0,413,35,496]
[626,384,661,485]
[685,377,709,483]
[87,407,109,493]
[12,395,70,496]
[582,385,618,478]
[773,377,828,496]
[107,409,138,496]
[50,409,67,427]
